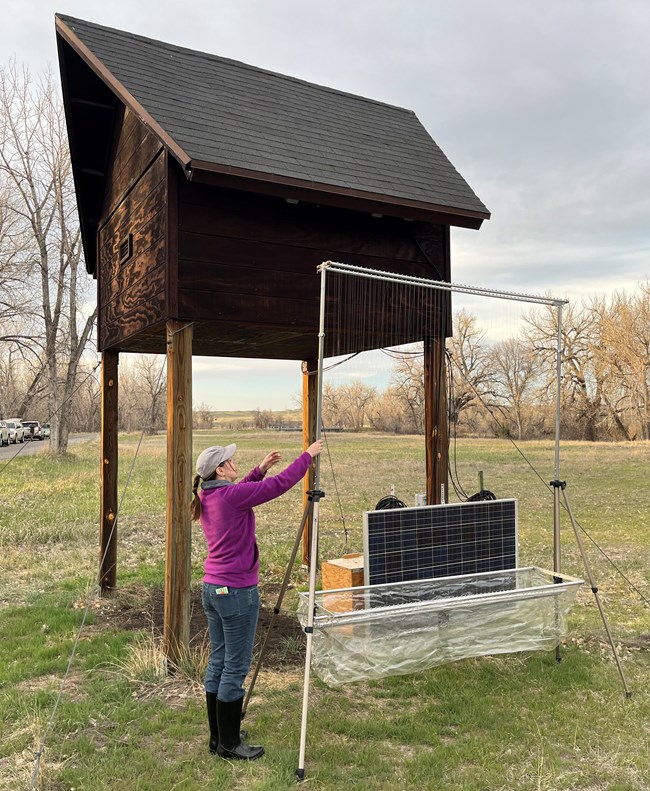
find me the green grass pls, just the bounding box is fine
[1,432,650,789]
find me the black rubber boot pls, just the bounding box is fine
[216,697,264,760]
[206,691,219,754]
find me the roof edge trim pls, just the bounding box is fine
[55,15,192,171]
[190,159,491,225]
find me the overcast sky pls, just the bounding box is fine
[3,1,649,409]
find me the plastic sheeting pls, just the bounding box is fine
[297,567,583,686]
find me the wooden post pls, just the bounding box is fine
[99,349,119,593]
[164,320,193,667]
[301,359,317,565]
[424,337,448,505]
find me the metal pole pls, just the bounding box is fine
[296,266,327,781]
[554,303,563,484]
[554,303,563,576]
[553,304,563,662]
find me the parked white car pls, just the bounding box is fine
[0,421,9,446]
[22,420,43,440]
[6,419,25,443]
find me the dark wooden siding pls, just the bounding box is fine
[97,109,167,350]
[177,183,449,358]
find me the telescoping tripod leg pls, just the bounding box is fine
[552,480,632,698]
[243,490,323,718]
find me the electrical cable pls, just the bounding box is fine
[374,494,407,510]
[304,352,360,376]
[380,346,423,359]
[446,349,470,501]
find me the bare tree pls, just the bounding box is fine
[389,354,425,433]
[525,301,605,440]
[0,347,29,418]
[338,381,377,431]
[253,408,275,429]
[367,389,413,434]
[119,354,167,433]
[0,177,43,379]
[67,361,101,431]
[446,310,495,429]
[193,402,214,430]
[322,382,345,429]
[597,286,650,440]
[490,337,541,439]
[0,63,96,451]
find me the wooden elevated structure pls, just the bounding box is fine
[56,14,490,664]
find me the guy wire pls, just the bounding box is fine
[447,352,650,609]
[28,353,170,790]
[321,426,349,546]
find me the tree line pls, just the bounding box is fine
[322,292,650,442]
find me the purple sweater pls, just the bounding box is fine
[199,451,312,587]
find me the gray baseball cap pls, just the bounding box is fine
[196,444,237,478]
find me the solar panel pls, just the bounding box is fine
[363,499,518,586]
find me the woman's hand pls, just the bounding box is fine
[259,451,281,474]
[307,439,324,458]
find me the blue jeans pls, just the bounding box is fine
[202,583,260,702]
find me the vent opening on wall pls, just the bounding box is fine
[119,234,133,264]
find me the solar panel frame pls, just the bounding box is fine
[363,499,518,586]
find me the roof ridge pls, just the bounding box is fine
[55,13,416,118]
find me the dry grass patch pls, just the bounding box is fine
[0,713,74,791]
[15,671,88,703]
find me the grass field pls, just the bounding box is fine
[1,432,649,790]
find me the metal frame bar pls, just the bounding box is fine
[319,260,569,307]
[296,266,328,780]
[302,567,584,624]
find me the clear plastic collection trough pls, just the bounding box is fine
[297,566,584,686]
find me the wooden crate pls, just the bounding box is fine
[322,553,365,590]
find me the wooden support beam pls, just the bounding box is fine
[424,337,448,505]
[301,359,317,565]
[164,320,193,667]
[99,350,119,593]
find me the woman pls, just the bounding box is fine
[191,439,323,760]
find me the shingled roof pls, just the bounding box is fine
[56,14,489,226]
